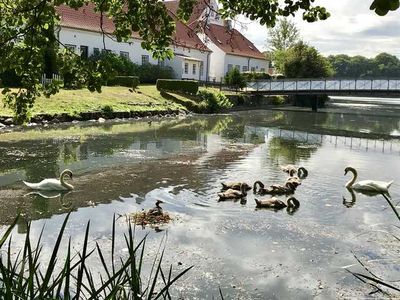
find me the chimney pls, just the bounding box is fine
[224,20,232,30]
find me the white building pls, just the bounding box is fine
[56,0,267,82]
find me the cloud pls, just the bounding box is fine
[236,0,400,57]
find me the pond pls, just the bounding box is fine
[0,109,399,299]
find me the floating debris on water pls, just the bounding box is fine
[129,210,172,226]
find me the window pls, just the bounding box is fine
[242,66,248,72]
[200,62,204,77]
[158,60,165,68]
[192,63,196,75]
[93,48,100,55]
[227,64,233,72]
[120,51,129,58]
[260,68,265,72]
[65,44,76,52]
[184,63,189,74]
[251,67,255,72]
[236,65,240,71]
[80,45,88,59]
[141,55,149,65]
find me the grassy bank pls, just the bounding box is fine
[0,85,287,124]
[0,85,185,118]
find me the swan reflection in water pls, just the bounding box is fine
[342,188,391,208]
[24,190,73,208]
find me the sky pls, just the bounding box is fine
[236,0,400,58]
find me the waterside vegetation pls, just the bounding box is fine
[0,213,191,299]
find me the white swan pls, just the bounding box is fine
[23,169,74,191]
[344,166,393,192]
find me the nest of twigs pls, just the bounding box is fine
[129,211,172,226]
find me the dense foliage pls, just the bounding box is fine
[225,67,247,91]
[0,0,397,122]
[328,53,400,78]
[279,41,334,78]
[197,90,233,112]
[107,76,140,89]
[156,79,199,95]
[90,53,175,83]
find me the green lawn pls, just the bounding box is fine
[0,85,185,118]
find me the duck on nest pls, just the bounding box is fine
[281,165,308,179]
[218,183,248,201]
[253,181,297,195]
[221,182,252,191]
[255,196,300,210]
[148,200,164,216]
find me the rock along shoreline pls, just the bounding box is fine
[0,109,186,131]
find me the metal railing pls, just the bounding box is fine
[247,79,400,93]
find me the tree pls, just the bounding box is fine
[0,0,397,122]
[225,67,247,91]
[373,52,400,77]
[279,41,333,110]
[328,52,400,78]
[267,19,300,52]
[281,41,333,78]
[327,54,352,77]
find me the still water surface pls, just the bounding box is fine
[0,109,399,299]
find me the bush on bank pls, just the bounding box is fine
[107,76,140,89]
[156,79,199,95]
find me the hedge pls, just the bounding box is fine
[107,76,140,89]
[156,79,199,95]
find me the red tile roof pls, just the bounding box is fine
[56,4,140,38]
[164,0,209,27]
[56,3,210,52]
[56,1,264,59]
[165,0,265,60]
[204,23,265,60]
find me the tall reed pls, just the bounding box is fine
[0,213,192,299]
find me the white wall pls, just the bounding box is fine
[165,57,182,79]
[58,27,158,65]
[198,33,225,82]
[58,27,210,81]
[225,54,268,75]
[172,45,209,81]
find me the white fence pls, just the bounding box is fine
[247,79,400,92]
[41,73,63,85]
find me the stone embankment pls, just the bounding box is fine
[0,109,185,130]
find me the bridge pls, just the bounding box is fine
[246,78,400,96]
[244,126,400,155]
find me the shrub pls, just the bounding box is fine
[0,70,22,87]
[216,92,233,109]
[270,95,286,105]
[198,90,233,113]
[243,72,271,82]
[225,67,247,91]
[89,53,174,83]
[138,64,175,84]
[107,76,139,89]
[101,104,114,118]
[156,79,199,94]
